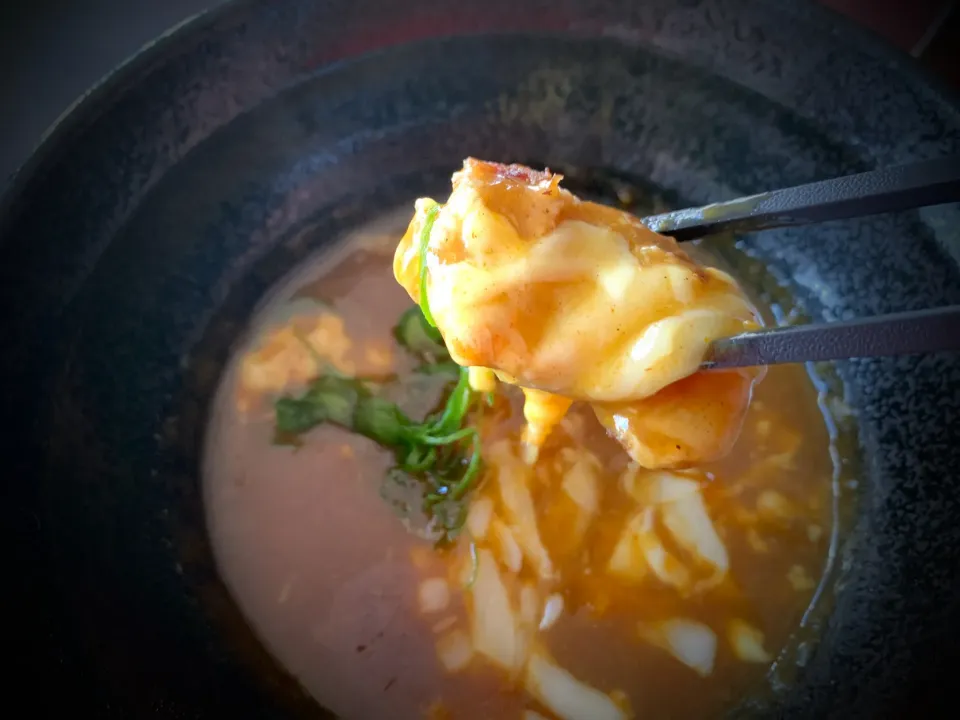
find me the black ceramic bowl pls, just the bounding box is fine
[4,0,960,717]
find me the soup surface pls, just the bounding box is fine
[205,217,843,720]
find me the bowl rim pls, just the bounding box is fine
[2,0,959,226]
[3,0,959,715]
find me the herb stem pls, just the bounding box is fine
[450,433,482,500]
[403,446,437,472]
[420,427,476,446]
[418,204,442,328]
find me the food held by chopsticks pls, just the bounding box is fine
[394,158,765,468]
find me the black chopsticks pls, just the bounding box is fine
[641,156,960,367]
[701,306,960,370]
[643,155,960,241]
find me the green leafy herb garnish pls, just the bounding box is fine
[393,305,449,362]
[274,366,483,539]
[273,235,489,542]
[418,203,442,328]
[277,374,360,431]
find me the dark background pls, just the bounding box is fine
[0,0,957,184]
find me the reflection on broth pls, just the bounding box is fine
[204,172,853,720]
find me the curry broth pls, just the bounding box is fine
[205,234,838,719]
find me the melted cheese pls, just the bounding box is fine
[394,158,764,468]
